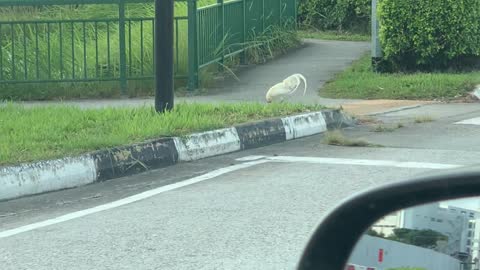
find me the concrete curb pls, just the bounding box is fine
[0,109,353,201]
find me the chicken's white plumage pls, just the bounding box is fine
[266,73,307,103]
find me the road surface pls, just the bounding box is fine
[1,103,480,270]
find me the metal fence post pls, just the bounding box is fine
[187,0,199,90]
[118,0,128,96]
[371,0,382,72]
[155,0,175,112]
[279,0,282,26]
[239,0,247,65]
[294,0,298,29]
[262,0,265,32]
[217,0,224,71]
[0,24,3,81]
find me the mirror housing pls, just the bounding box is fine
[297,166,480,270]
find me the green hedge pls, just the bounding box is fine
[378,0,480,71]
[298,0,370,33]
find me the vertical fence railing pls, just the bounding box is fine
[194,0,296,68]
[187,0,198,90]
[217,0,224,71]
[0,0,297,93]
[118,0,127,95]
[239,0,246,64]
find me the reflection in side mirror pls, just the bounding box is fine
[347,198,480,270]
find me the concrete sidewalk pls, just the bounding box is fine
[13,39,433,115]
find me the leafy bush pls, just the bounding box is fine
[298,0,370,33]
[378,0,480,71]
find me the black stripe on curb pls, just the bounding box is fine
[91,138,178,182]
[1,110,356,202]
[235,118,286,150]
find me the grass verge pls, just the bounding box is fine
[322,54,480,100]
[322,130,381,147]
[299,30,370,42]
[0,102,324,165]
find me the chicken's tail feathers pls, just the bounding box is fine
[294,73,307,96]
[287,76,301,96]
[286,73,307,96]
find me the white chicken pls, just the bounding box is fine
[265,73,307,103]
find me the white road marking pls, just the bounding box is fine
[0,155,463,239]
[237,155,462,170]
[235,155,266,161]
[455,117,480,126]
[0,160,269,239]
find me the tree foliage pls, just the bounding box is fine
[388,228,448,249]
[366,228,385,238]
[298,0,371,33]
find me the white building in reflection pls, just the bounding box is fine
[473,222,480,269]
[372,203,478,258]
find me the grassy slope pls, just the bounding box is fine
[321,54,480,100]
[0,102,324,165]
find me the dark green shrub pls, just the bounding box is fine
[298,0,370,33]
[378,0,480,71]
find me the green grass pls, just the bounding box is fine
[0,102,324,165]
[299,30,370,42]
[322,54,480,100]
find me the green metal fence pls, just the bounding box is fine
[0,0,297,94]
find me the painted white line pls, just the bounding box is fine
[0,160,268,239]
[235,155,266,161]
[455,117,480,126]
[237,155,462,170]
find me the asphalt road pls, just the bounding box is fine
[1,103,480,270]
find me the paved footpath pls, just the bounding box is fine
[12,39,429,115]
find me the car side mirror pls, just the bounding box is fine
[297,167,480,270]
